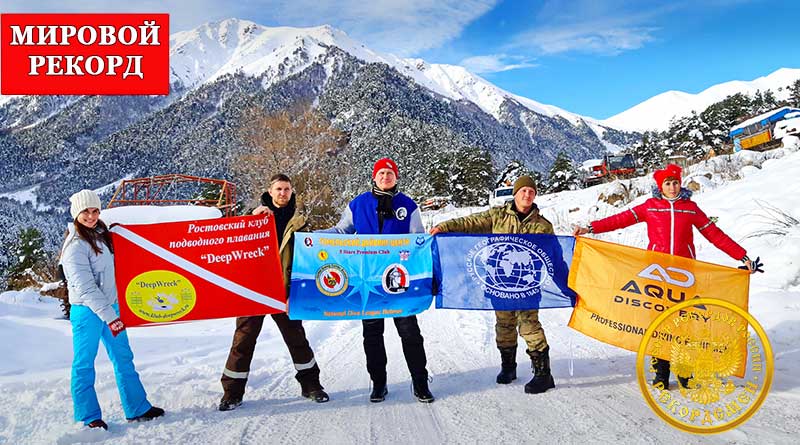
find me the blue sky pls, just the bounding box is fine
[4,0,799,119]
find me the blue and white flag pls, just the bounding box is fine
[434,234,577,310]
[289,233,434,320]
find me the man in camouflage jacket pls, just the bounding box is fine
[430,175,556,394]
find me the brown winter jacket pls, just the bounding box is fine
[436,202,554,235]
[279,209,306,293]
[259,193,308,293]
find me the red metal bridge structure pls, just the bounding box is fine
[107,174,238,217]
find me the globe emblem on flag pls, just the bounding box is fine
[470,242,548,293]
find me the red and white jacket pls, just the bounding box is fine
[590,189,746,261]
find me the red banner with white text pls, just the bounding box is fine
[111,214,286,327]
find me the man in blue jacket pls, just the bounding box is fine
[321,158,434,403]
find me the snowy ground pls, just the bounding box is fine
[2,149,799,444]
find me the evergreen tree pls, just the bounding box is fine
[192,183,245,215]
[763,90,778,110]
[631,131,666,171]
[751,90,765,113]
[429,147,494,206]
[665,112,711,161]
[700,93,752,155]
[546,151,580,193]
[788,79,800,108]
[0,237,12,290]
[427,158,451,199]
[6,228,47,290]
[751,89,779,114]
[450,147,494,206]
[530,170,547,194]
[496,160,532,188]
[193,183,223,205]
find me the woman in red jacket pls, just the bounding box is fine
[573,164,759,389]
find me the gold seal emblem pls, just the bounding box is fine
[636,298,773,434]
[315,264,348,297]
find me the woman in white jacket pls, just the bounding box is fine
[60,189,163,430]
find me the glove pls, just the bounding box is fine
[108,318,126,337]
[252,205,273,216]
[738,256,764,274]
[56,263,67,283]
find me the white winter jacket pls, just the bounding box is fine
[60,224,119,323]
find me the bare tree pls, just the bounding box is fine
[233,104,351,228]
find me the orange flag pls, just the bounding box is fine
[568,237,750,356]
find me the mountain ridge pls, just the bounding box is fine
[0,18,637,257]
[602,67,800,131]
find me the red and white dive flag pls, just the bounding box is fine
[111,214,286,326]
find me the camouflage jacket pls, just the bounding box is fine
[437,202,554,235]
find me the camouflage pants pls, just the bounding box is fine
[495,310,548,355]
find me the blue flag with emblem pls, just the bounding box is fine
[289,233,434,320]
[434,234,577,310]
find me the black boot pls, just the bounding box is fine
[496,346,517,384]
[127,406,165,422]
[651,358,671,390]
[218,396,242,412]
[412,378,435,403]
[87,419,108,430]
[302,389,330,403]
[370,382,388,403]
[524,347,555,394]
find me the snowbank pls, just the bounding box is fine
[0,289,51,306]
[100,205,222,226]
[783,135,800,152]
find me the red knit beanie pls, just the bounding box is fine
[372,158,399,179]
[653,164,682,189]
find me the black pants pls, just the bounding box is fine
[221,313,322,400]
[362,315,428,385]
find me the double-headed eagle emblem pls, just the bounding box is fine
[670,330,742,404]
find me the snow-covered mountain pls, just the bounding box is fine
[404,61,576,123]
[603,68,800,132]
[1,18,625,143]
[0,18,638,262]
[169,21,383,90]
[0,18,635,175]
[399,61,626,151]
[165,19,609,131]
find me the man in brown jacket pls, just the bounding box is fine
[219,174,328,411]
[430,175,555,394]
